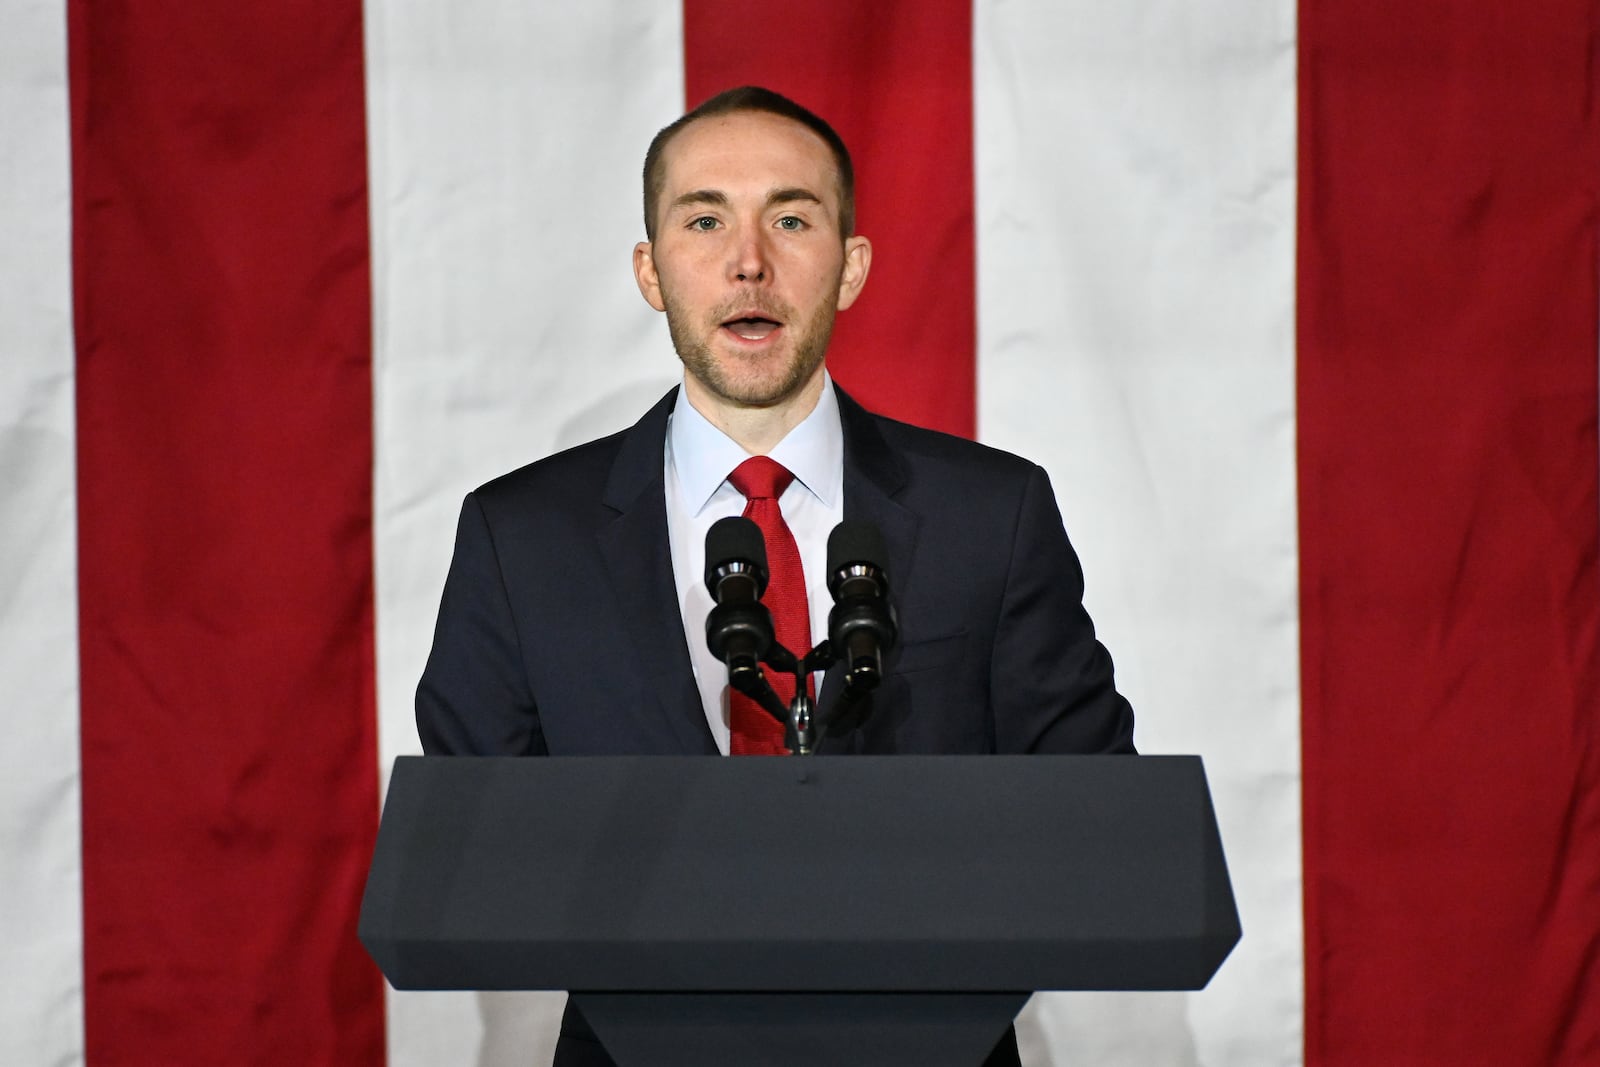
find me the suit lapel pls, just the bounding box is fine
[817,388,921,747]
[597,388,718,755]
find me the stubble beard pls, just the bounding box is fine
[664,286,839,410]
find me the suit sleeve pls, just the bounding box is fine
[990,465,1136,754]
[415,492,548,755]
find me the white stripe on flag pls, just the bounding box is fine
[367,2,687,1062]
[975,1,1301,1063]
[0,1,82,1064]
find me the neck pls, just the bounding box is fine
[683,368,827,455]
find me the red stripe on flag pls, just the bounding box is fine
[69,4,385,1062]
[1299,1,1600,1062]
[682,0,976,437]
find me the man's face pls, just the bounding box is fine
[633,110,871,411]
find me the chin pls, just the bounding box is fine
[680,346,822,410]
[711,373,806,409]
[732,356,826,406]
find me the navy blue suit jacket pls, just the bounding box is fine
[418,384,1134,758]
[416,384,1135,1066]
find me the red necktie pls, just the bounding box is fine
[727,456,812,755]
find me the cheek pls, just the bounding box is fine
[780,247,845,288]
[795,263,847,307]
[655,259,707,301]
[661,249,727,292]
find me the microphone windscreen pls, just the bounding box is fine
[826,521,889,582]
[705,515,768,593]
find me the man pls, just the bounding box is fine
[417,86,1135,1067]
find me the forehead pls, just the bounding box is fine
[659,110,840,202]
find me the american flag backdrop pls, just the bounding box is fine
[4,1,1597,1064]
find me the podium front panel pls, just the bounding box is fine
[360,755,1240,992]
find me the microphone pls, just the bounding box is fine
[826,521,898,691]
[704,516,774,688]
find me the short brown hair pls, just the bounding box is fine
[642,86,855,242]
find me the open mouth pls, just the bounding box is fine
[721,315,783,342]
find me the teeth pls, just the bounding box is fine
[726,319,778,341]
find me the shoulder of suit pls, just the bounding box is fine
[855,403,1042,484]
[470,387,676,509]
[472,427,629,505]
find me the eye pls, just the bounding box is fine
[690,216,719,231]
[776,216,805,231]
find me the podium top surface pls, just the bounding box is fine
[360,755,1239,992]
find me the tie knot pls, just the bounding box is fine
[728,456,795,501]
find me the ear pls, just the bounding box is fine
[836,234,872,311]
[633,241,666,312]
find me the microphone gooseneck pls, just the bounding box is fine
[703,517,899,753]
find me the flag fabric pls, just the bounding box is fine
[3,1,1596,1065]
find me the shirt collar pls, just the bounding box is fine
[668,372,844,515]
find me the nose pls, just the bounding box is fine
[730,227,769,284]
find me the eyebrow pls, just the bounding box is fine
[669,187,827,214]
[765,187,825,210]
[670,189,730,213]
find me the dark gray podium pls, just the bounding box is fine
[360,755,1239,1066]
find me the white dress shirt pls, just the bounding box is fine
[664,375,845,754]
